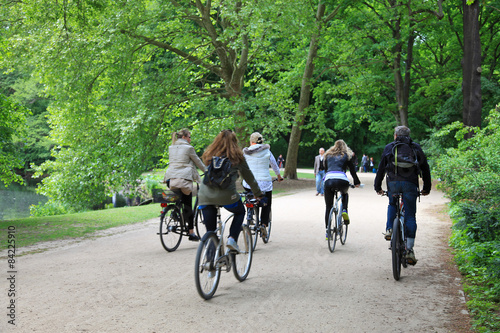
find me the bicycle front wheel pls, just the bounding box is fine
[391,218,402,281]
[327,208,337,253]
[194,233,221,300]
[159,206,183,252]
[232,225,253,282]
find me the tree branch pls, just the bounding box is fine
[120,29,223,77]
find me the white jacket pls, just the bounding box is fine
[243,144,272,182]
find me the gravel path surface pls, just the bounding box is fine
[1,173,472,332]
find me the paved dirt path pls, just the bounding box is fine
[1,173,472,332]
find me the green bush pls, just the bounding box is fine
[30,199,77,217]
[434,107,500,332]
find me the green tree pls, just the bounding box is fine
[0,94,26,185]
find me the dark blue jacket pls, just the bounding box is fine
[374,136,431,193]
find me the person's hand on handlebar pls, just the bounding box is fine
[421,190,430,196]
[376,190,384,196]
[277,175,284,182]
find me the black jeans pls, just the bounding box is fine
[180,192,194,230]
[324,179,350,228]
[202,200,246,241]
[244,188,272,226]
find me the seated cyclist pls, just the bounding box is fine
[323,140,360,237]
[163,129,206,241]
[242,132,283,238]
[374,125,431,264]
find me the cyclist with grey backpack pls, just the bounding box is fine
[374,126,431,264]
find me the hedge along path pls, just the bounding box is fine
[0,173,472,332]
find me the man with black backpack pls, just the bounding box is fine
[374,126,431,264]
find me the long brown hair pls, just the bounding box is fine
[325,139,353,160]
[202,130,245,165]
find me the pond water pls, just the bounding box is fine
[0,183,48,220]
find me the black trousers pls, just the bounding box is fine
[244,188,272,226]
[324,179,350,228]
[180,192,194,230]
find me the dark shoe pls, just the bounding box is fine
[261,225,268,239]
[406,250,418,265]
[384,229,392,241]
[188,233,200,241]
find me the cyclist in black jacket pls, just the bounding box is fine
[374,126,431,263]
[323,140,361,233]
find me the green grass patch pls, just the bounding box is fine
[1,204,161,250]
[297,172,315,180]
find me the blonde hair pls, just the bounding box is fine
[171,129,190,144]
[325,140,353,160]
[202,130,245,165]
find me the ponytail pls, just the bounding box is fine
[171,129,191,144]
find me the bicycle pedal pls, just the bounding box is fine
[406,259,417,266]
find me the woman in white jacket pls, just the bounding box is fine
[164,129,206,241]
[242,132,283,238]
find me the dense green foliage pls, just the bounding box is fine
[434,108,500,332]
[1,0,500,209]
[0,94,26,185]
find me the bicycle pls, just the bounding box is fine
[242,178,277,251]
[242,191,271,251]
[155,188,203,252]
[326,184,355,253]
[383,191,418,281]
[194,205,253,300]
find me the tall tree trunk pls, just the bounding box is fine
[284,3,326,179]
[462,0,482,137]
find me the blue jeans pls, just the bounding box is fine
[386,181,419,238]
[316,170,325,194]
[201,200,245,241]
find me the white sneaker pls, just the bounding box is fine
[226,237,240,253]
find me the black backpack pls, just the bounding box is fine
[390,141,419,176]
[203,156,233,189]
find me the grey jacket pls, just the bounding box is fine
[198,158,263,206]
[163,139,206,183]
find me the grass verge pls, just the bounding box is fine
[1,204,161,250]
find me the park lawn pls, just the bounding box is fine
[1,204,161,250]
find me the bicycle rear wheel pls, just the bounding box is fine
[391,219,402,281]
[194,233,221,300]
[159,206,183,252]
[233,225,253,282]
[249,207,259,251]
[327,208,337,253]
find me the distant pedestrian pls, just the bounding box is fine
[314,148,326,196]
[277,154,285,169]
[361,154,368,173]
